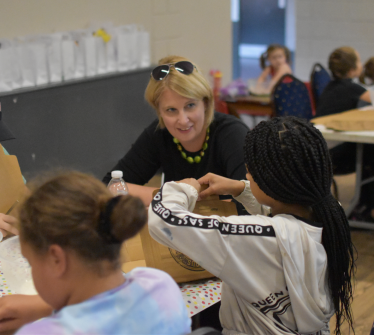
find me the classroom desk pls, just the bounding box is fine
[224,95,272,119]
[0,245,222,319]
[315,124,374,230]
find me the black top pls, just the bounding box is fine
[103,112,249,185]
[316,78,366,117]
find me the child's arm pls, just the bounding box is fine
[198,173,245,198]
[198,173,271,215]
[269,63,292,89]
[257,67,271,84]
[148,181,274,278]
[148,181,240,277]
[359,90,371,103]
[126,183,158,207]
[234,180,271,216]
[0,214,19,239]
[0,295,52,332]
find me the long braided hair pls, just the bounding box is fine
[244,116,355,335]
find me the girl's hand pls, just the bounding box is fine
[257,67,271,84]
[0,214,19,239]
[0,294,53,332]
[198,173,245,199]
[177,178,201,193]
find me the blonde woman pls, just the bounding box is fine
[103,56,249,209]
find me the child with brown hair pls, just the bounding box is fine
[316,46,371,116]
[317,47,374,222]
[0,172,190,334]
[254,44,292,95]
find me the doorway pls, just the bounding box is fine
[232,0,295,82]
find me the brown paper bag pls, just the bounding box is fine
[0,144,24,214]
[311,108,374,131]
[122,187,237,283]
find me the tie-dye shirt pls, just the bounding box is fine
[16,267,191,335]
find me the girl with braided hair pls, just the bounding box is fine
[148,116,355,335]
[0,172,190,334]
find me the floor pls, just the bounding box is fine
[330,174,374,335]
[147,173,374,334]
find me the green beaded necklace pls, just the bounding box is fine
[173,127,210,164]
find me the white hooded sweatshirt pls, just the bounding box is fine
[148,181,334,335]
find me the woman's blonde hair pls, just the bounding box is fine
[145,55,214,128]
[18,171,147,270]
[329,46,358,79]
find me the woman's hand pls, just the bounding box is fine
[0,295,53,332]
[0,214,19,239]
[177,178,201,193]
[198,173,245,200]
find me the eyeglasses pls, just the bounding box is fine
[151,61,196,81]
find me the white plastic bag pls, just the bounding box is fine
[24,36,49,86]
[116,25,138,72]
[95,34,106,74]
[90,22,116,73]
[69,30,87,79]
[16,39,36,88]
[0,39,17,92]
[61,35,75,81]
[44,34,63,83]
[127,25,138,70]
[116,26,130,72]
[84,34,97,77]
[137,29,150,68]
[106,27,117,73]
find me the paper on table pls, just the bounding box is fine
[179,277,222,317]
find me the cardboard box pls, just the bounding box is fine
[121,191,237,283]
[0,144,25,215]
[311,108,374,131]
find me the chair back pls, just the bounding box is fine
[271,74,313,120]
[189,327,221,335]
[310,63,331,106]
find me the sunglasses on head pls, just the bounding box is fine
[151,61,196,81]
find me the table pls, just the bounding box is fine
[1,256,222,318]
[224,95,272,119]
[0,260,16,297]
[315,124,374,230]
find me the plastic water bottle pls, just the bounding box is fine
[107,170,129,195]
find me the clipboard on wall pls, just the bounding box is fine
[0,144,25,214]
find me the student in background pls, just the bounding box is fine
[316,46,371,116]
[241,44,292,130]
[0,172,190,334]
[148,116,355,335]
[359,56,374,87]
[317,47,374,222]
[254,44,292,95]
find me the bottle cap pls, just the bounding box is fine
[111,170,123,178]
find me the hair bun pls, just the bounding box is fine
[109,195,147,243]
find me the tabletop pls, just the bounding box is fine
[225,94,271,104]
[0,251,222,318]
[315,124,374,144]
[178,277,222,317]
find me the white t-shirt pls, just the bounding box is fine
[148,181,334,335]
